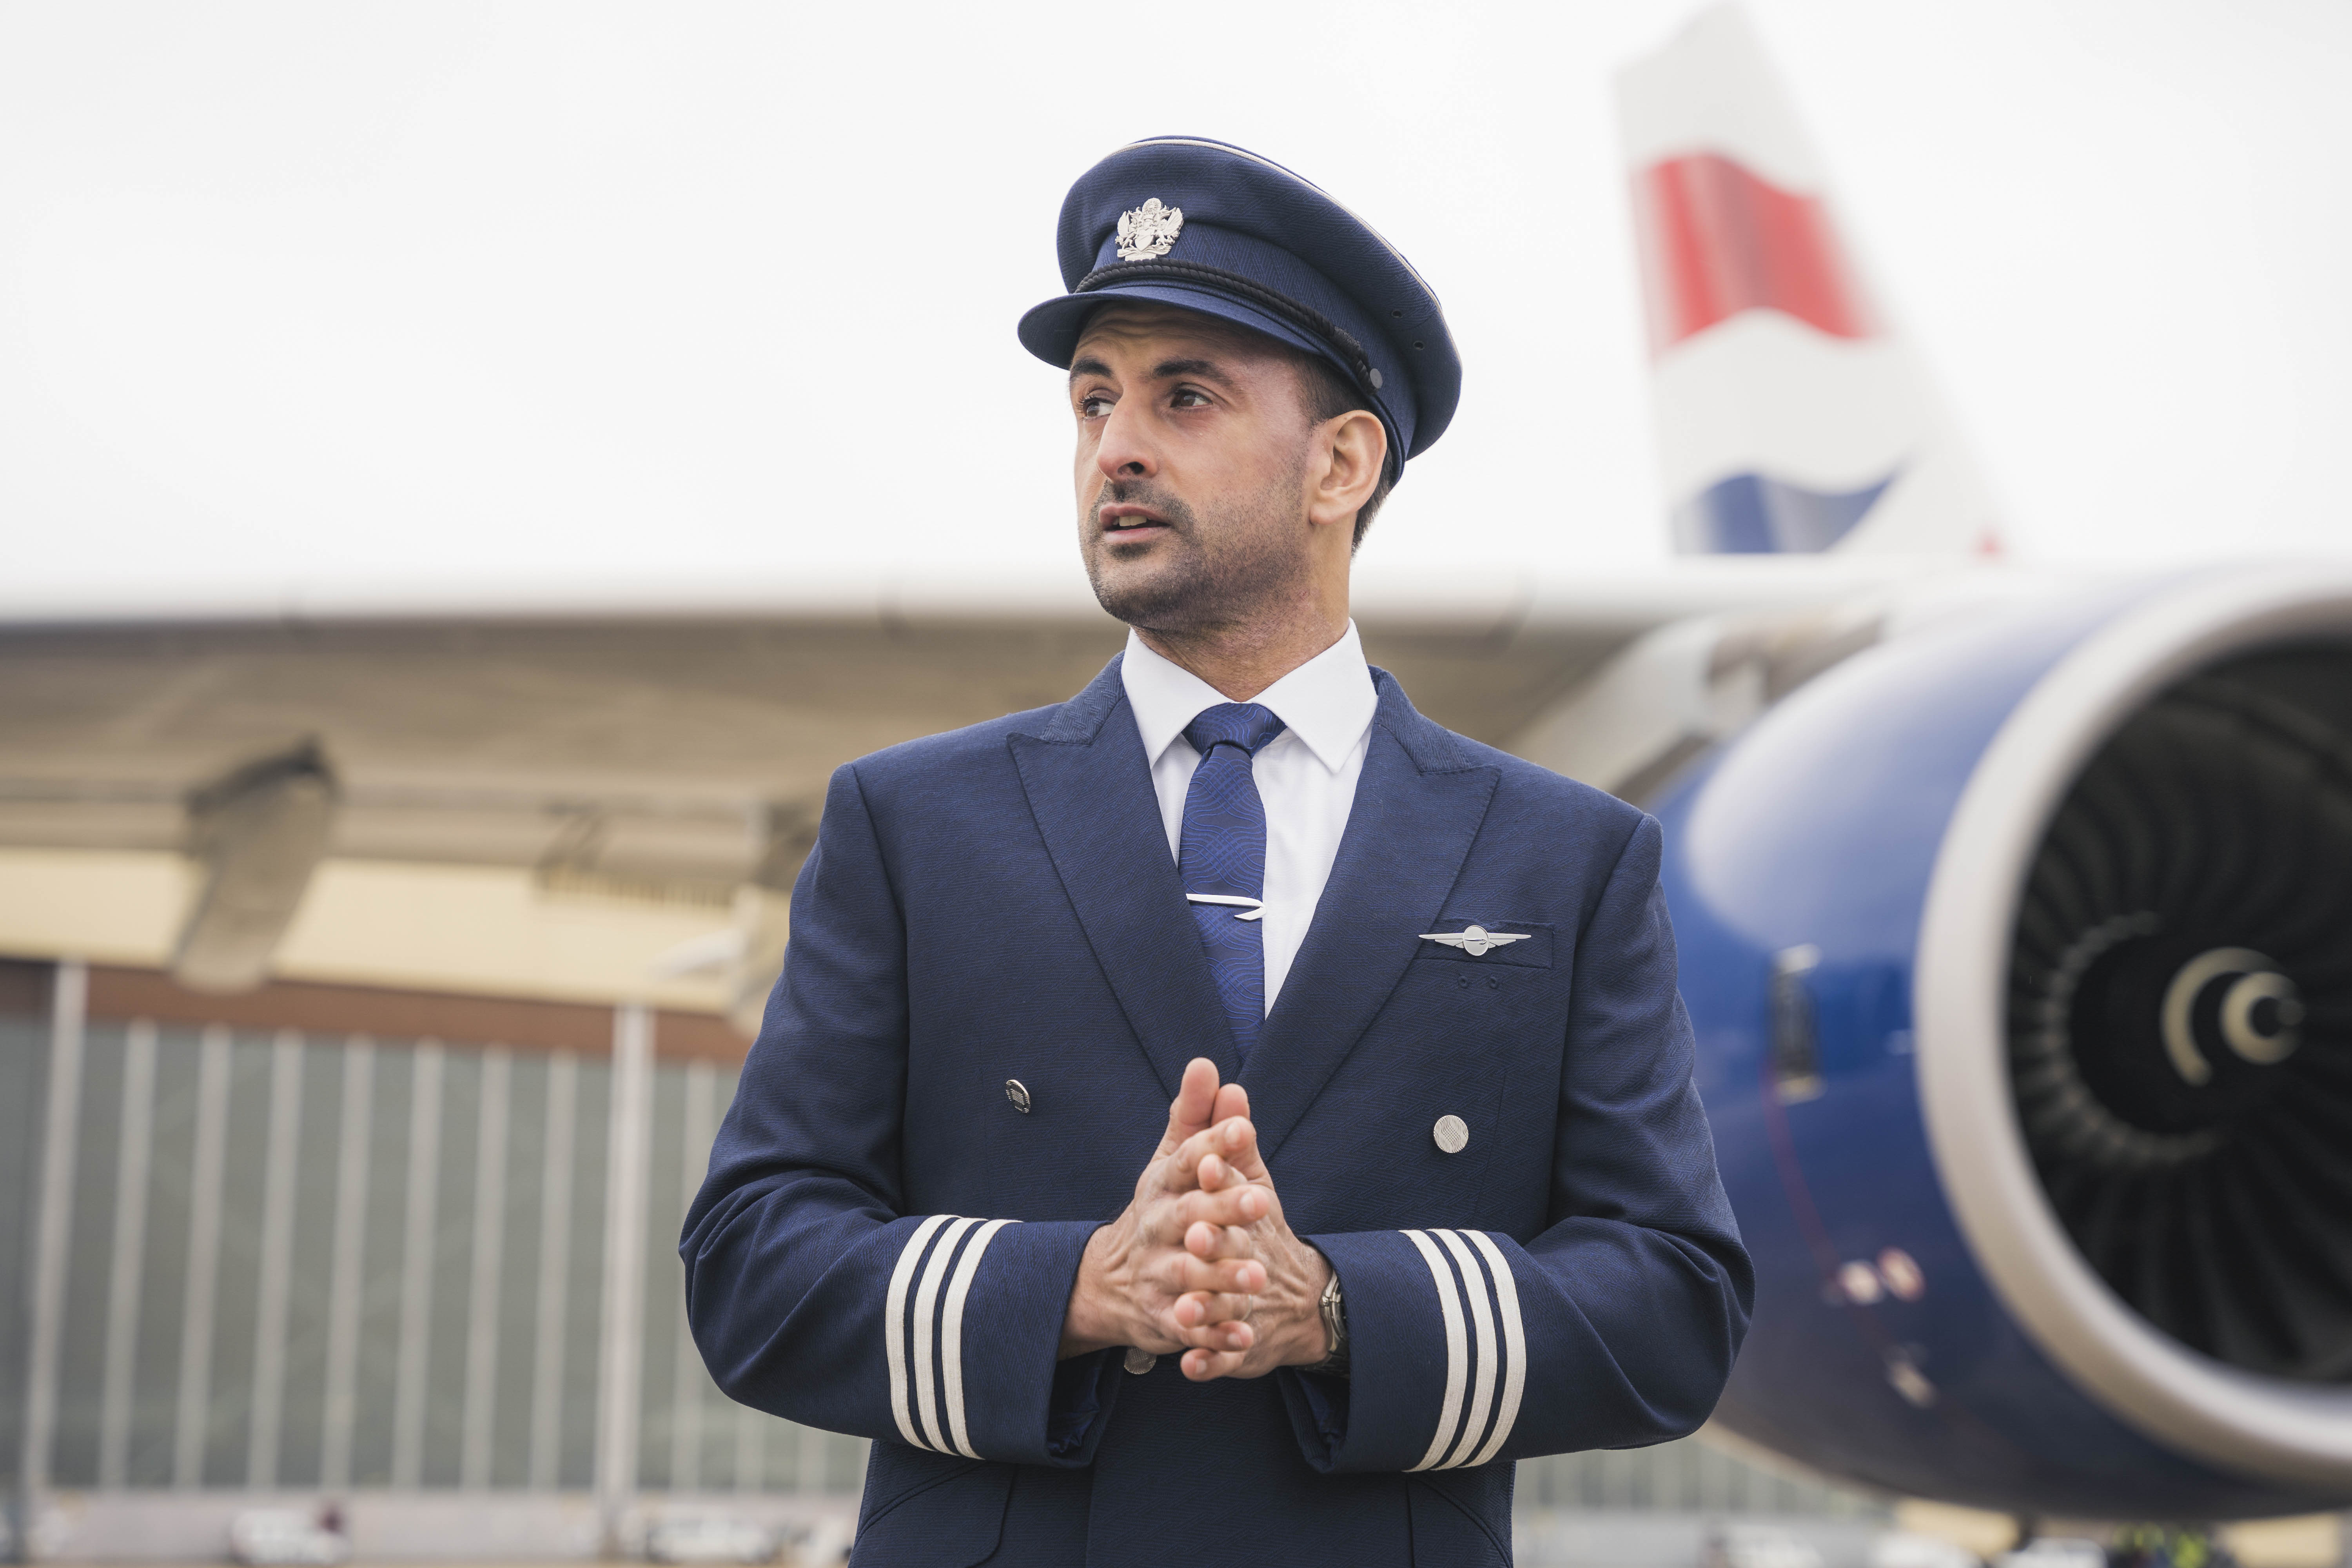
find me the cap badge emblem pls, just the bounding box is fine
[1116,197,1184,261]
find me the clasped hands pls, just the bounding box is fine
[1059,1057,1334,1381]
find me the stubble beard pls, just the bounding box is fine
[1082,465,1311,637]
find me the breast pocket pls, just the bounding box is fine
[1409,917,1554,971]
[1383,917,1566,1214]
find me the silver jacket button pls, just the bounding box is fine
[1005,1079,1032,1114]
[1123,1347,1158,1375]
[1433,1114,1469,1154]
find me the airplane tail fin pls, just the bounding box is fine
[1616,5,2002,557]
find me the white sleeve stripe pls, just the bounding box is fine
[1433,1229,1499,1469]
[911,1216,979,1454]
[884,1214,955,1451]
[1401,1229,1469,1473]
[940,1218,1016,1460]
[1463,1230,1528,1468]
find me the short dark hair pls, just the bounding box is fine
[1290,352,1396,551]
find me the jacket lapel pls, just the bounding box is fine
[1009,657,1241,1097]
[1245,670,1500,1158]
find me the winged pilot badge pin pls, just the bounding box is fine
[1418,924,1530,957]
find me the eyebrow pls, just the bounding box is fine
[1066,354,1239,388]
[1149,357,1235,386]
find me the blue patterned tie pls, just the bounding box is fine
[1179,703,1288,1062]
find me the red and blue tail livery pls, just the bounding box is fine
[1636,151,1873,352]
[1618,6,2000,557]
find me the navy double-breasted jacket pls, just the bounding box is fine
[682,658,1752,1567]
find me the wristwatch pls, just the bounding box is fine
[1309,1266,1350,1375]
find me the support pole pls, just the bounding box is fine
[246,1031,304,1486]
[319,1037,375,1492]
[172,1027,232,1489]
[459,1048,512,1490]
[595,1005,654,1554]
[389,1042,446,1489]
[528,1053,577,1491]
[97,1020,158,1491]
[17,959,86,1561]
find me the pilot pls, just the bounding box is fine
[683,136,1752,1565]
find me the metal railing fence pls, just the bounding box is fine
[4,961,865,1557]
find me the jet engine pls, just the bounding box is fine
[1652,569,2352,1519]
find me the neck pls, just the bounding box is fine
[1133,587,1350,702]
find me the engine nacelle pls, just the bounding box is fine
[1654,568,2352,1519]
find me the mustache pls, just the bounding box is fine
[1090,479,1196,531]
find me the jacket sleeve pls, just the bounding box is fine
[681,762,1119,1467]
[1278,813,1754,1473]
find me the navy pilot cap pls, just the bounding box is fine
[1018,137,1461,478]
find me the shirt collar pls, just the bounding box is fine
[1120,621,1377,774]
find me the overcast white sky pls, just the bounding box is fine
[2,1,2347,607]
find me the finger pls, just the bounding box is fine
[1181,1345,1249,1382]
[1192,1154,1271,1219]
[1198,1178,1271,1226]
[1157,1058,1223,1156]
[1168,1124,1219,1178]
[1182,1218,1253,1261]
[1153,1074,1227,1195]
[1174,1317,1255,1353]
[1155,1249,1262,1299]
[1170,1118,1254,1181]
[1211,1081,1249,1125]
[1212,1110,1272,1185]
[1174,1250,1266,1297]
[1159,1153,1262,1207]
[1175,1185,1267,1234]
[1149,1234,1259,1286]
[1172,1290,1256,1329]
[1174,1158,1273,1228]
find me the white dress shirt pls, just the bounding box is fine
[1120,621,1378,1014]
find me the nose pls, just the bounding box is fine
[1094,399,1158,482]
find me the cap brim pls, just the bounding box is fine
[1018,280,1341,372]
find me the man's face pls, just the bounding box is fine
[1067,303,1319,633]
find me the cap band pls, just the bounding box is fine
[1075,260,1382,397]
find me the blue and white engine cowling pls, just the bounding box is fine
[1650,570,2352,1519]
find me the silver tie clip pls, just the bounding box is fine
[1186,893,1265,922]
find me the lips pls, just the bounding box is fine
[1099,506,1169,536]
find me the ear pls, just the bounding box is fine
[1304,410,1387,534]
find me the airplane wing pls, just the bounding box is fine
[0,562,1927,879]
[0,557,1946,1016]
